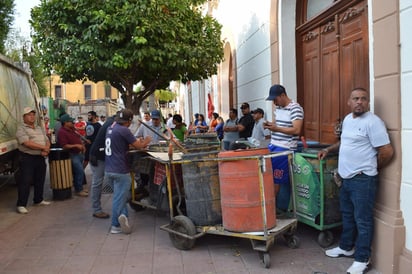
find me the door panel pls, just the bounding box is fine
[320,21,340,144]
[302,29,320,141]
[297,0,369,144]
[339,2,369,118]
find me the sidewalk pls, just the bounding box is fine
[0,169,378,274]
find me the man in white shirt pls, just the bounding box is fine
[135,110,164,144]
[166,113,175,129]
[251,108,270,142]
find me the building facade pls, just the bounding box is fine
[186,1,411,273]
[46,74,118,104]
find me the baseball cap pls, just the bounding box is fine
[266,84,286,100]
[150,110,161,119]
[60,114,75,123]
[240,102,250,109]
[23,107,36,116]
[251,108,264,115]
[116,109,134,123]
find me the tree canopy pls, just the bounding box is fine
[31,0,224,113]
[0,0,14,54]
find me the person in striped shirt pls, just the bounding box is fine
[264,84,304,215]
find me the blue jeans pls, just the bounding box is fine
[339,173,377,262]
[223,140,231,150]
[70,153,85,192]
[90,160,105,214]
[105,172,131,227]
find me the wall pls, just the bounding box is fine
[45,74,119,104]
[212,0,411,273]
[214,0,273,122]
[399,0,412,272]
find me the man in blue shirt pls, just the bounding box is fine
[105,109,151,234]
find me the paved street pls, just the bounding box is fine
[0,167,378,274]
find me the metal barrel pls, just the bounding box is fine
[181,150,222,226]
[218,148,276,232]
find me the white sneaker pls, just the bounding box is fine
[110,226,122,234]
[347,261,370,274]
[325,246,355,258]
[118,214,131,234]
[17,206,28,214]
[34,200,51,206]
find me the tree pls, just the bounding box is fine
[31,0,224,114]
[5,28,49,97]
[0,0,14,54]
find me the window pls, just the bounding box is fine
[84,85,92,100]
[306,0,335,20]
[55,85,62,98]
[104,85,111,98]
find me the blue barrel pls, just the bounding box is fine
[181,151,221,225]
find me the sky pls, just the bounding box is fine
[12,0,41,38]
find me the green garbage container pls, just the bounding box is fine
[292,151,341,247]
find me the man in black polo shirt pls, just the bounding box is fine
[237,102,254,139]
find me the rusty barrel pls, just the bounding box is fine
[218,148,276,232]
[181,151,221,226]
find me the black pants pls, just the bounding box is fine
[16,152,47,207]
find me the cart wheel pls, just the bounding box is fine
[259,252,271,268]
[286,235,300,249]
[129,201,146,212]
[318,230,334,248]
[168,215,196,250]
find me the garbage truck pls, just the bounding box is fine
[0,54,42,175]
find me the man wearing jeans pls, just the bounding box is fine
[105,109,151,234]
[58,113,88,197]
[89,115,115,219]
[318,88,393,274]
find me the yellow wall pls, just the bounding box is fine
[45,74,119,104]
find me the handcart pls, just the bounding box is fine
[292,151,341,247]
[159,149,300,269]
[129,149,184,214]
[128,131,221,214]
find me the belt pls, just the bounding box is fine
[19,151,43,158]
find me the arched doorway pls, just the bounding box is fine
[220,42,236,117]
[296,0,369,144]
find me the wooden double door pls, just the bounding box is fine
[296,0,369,144]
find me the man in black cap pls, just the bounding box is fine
[105,109,151,234]
[263,84,304,215]
[237,102,254,139]
[251,108,270,142]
